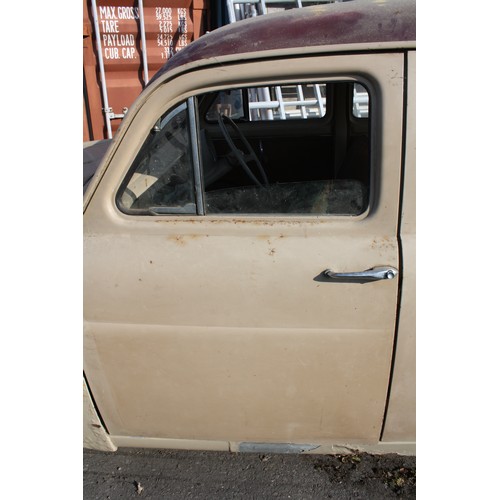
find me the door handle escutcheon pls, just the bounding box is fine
[323,266,399,284]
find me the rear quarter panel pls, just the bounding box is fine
[381,50,416,443]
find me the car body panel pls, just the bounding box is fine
[83,378,117,452]
[381,49,416,442]
[84,52,405,445]
[150,0,416,81]
[83,0,416,454]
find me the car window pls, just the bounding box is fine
[117,102,196,214]
[118,81,370,216]
[206,84,327,122]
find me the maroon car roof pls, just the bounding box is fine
[151,0,415,84]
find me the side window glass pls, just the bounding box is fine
[117,102,196,214]
[118,81,370,217]
[206,84,327,122]
[200,81,370,216]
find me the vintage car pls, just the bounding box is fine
[84,0,416,456]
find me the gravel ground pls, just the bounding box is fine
[83,448,415,499]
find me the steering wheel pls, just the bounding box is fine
[217,113,269,187]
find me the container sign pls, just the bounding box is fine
[84,0,208,140]
[96,2,193,65]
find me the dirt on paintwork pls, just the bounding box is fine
[84,448,415,499]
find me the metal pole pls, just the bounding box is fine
[274,86,286,119]
[296,85,307,119]
[258,88,274,120]
[226,0,237,23]
[138,0,149,85]
[90,0,113,139]
[313,84,325,116]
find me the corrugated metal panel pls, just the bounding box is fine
[83,0,210,140]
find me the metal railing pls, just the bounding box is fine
[225,0,370,121]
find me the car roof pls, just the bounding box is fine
[150,0,415,84]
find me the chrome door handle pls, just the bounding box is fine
[323,266,398,284]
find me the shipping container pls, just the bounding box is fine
[83,0,210,141]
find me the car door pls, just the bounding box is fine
[84,52,405,448]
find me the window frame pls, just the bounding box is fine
[116,98,204,216]
[114,71,376,219]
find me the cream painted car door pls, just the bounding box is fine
[84,53,405,447]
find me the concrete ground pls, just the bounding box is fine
[83,447,415,499]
